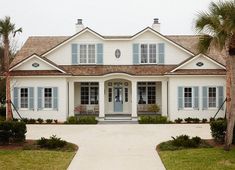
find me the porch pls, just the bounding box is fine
[68,75,168,120]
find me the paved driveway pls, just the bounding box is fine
[26,124,211,170]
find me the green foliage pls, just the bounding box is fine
[54,119,58,124]
[46,119,53,124]
[77,116,98,124]
[139,115,168,124]
[0,79,6,104]
[28,119,36,124]
[0,121,27,144]
[202,118,208,123]
[0,107,6,117]
[37,135,67,149]
[210,119,227,143]
[174,118,183,123]
[147,104,160,113]
[21,118,28,124]
[65,116,78,124]
[184,117,193,123]
[37,118,43,124]
[192,118,200,123]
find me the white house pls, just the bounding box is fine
[9,19,226,122]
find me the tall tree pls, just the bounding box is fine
[0,16,22,120]
[195,1,235,150]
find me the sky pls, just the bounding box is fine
[0,0,219,48]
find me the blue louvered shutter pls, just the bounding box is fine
[202,87,208,110]
[218,86,224,110]
[53,87,58,110]
[37,87,43,110]
[133,44,139,64]
[158,43,165,64]
[178,87,183,110]
[193,86,199,110]
[71,44,78,65]
[29,87,34,110]
[97,44,103,64]
[13,87,19,110]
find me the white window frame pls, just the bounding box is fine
[19,87,29,110]
[208,87,217,109]
[42,87,53,110]
[137,82,156,104]
[183,87,194,109]
[139,43,158,64]
[79,44,97,64]
[80,82,99,105]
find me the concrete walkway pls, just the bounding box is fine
[26,124,211,170]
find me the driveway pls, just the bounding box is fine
[26,124,211,170]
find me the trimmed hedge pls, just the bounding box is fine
[65,116,98,124]
[0,121,27,145]
[37,135,67,149]
[210,119,235,144]
[138,115,168,124]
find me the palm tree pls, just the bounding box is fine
[0,16,22,120]
[195,1,235,150]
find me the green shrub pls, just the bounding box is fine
[21,118,29,124]
[54,119,58,124]
[28,118,36,124]
[171,135,202,148]
[37,135,67,149]
[174,118,183,123]
[46,119,53,124]
[0,107,6,117]
[139,115,168,124]
[148,104,160,113]
[0,121,27,145]
[66,116,78,124]
[202,118,207,123]
[192,118,200,123]
[210,119,227,143]
[184,117,193,123]
[37,118,44,124]
[77,116,98,124]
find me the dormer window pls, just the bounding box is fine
[140,44,157,64]
[80,44,96,64]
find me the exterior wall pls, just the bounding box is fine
[168,76,226,121]
[15,57,56,70]
[11,77,68,121]
[46,30,192,65]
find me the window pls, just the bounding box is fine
[208,87,216,108]
[125,88,128,102]
[140,44,159,64]
[108,88,112,102]
[80,82,99,105]
[20,88,28,108]
[140,44,148,63]
[80,44,96,64]
[184,87,192,108]
[149,44,157,63]
[138,82,156,104]
[44,88,52,108]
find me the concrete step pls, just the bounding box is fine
[98,120,138,124]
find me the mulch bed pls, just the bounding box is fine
[0,140,35,150]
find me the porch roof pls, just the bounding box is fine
[61,65,177,76]
[9,70,71,76]
[167,69,226,75]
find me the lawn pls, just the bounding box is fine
[159,148,235,170]
[0,150,76,170]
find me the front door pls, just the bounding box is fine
[114,87,123,112]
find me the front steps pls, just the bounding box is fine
[98,114,138,124]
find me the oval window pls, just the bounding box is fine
[196,62,204,67]
[115,49,121,58]
[32,63,39,67]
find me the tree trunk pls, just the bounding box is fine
[224,43,235,150]
[4,37,13,121]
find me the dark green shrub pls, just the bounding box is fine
[210,119,227,143]
[209,117,215,122]
[191,136,202,145]
[28,119,36,124]
[184,117,193,123]
[192,118,200,123]
[37,118,43,124]
[66,116,78,124]
[0,121,27,144]
[0,107,6,117]
[138,115,168,124]
[174,118,183,123]
[21,118,29,124]
[37,135,67,149]
[46,119,53,124]
[54,119,58,124]
[202,118,207,123]
[78,116,98,124]
[171,135,202,148]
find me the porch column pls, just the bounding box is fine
[131,80,138,119]
[68,81,75,116]
[99,81,105,119]
[161,80,168,117]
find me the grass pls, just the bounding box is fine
[0,150,76,170]
[159,147,235,170]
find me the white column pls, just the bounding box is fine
[68,81,75,116]
[161,80,168,117]
[131,80,138,119]
[99,81,105,119]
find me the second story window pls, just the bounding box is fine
[140,44,157,64]
[80,44,96,64]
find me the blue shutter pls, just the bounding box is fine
[202,87,208,110]
[37,87,43,110]
[158,43,165,64]
[178,87,183,110]
[13,87,19,110]
[97,44,103,64]
[29,87,34,110]
[71,44,78,65]
[133,44,139,64]
[193,86,199,110]
[218,86,224,110]
[53,87,58,110]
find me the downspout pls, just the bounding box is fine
[167,81,169,117]
[67,82,69,117]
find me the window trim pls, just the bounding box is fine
[137,82,156,104]
[79,44,97,64]
[207,86,218,109]
[19,87,29,110]
[80,82,99,105]
[183,87,194,109]
[42,87,54,110]
[139,43,158,64]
